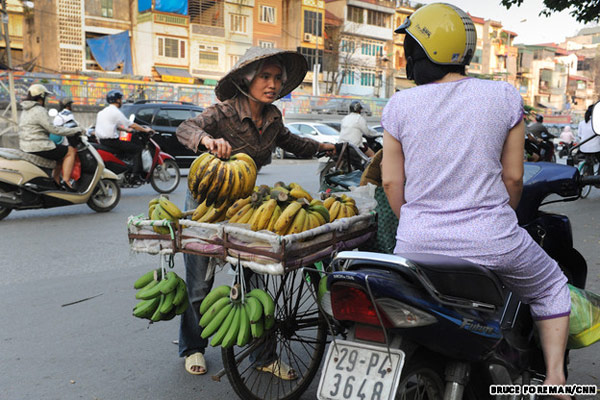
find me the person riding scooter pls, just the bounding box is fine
[95,90,153,181]
[339,100,375,157]
[527,114,555,161]
[18,84,83,191]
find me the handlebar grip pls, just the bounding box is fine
[580,175,600,186]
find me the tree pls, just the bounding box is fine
[501,0,600,23]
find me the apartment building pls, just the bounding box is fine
[0,0,26,69]
[254,0,282,49]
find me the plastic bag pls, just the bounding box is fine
[141,149,152,172]
[71,154,81,181]
[567,284,600,349]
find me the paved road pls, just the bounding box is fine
[1,159,599,400]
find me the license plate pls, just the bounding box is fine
[317,339,405,400]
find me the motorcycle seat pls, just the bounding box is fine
[398,252,506,307]
[0,147,57,169]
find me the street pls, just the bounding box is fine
[1,158,599,400]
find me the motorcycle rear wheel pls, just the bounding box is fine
[87,178,121,212]
[579,161,594,199]
[395,354,445,400]
[150,159,180,194]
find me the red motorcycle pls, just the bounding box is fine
[91,130,181,194]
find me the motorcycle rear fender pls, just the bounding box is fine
[157,151,174,163]
[0,159,48,186]
[100,168,118,180]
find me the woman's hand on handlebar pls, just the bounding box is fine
[201,136,232,159]
[318,142,336,157]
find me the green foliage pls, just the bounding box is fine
[500,0,600,23]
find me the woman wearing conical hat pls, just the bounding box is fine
[176,47,335,378]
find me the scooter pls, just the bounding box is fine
[0,134,121,221]
[91,129,181,194]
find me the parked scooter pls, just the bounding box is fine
[90,122,180,194]
[0,133,121,220]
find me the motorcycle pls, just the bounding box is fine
[526,131,556,162]
[91,127,181,194]
[0,134,121,221]
[557,140,577,159]
[363,130,383,154]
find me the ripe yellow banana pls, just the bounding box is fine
[231,153,257,172]
[192,200,210,221]
[290,187,313,202]
[323,196,336,209]
[309,204,330,224]
[205,161,226,207]
[251,199,277,231]
[266,205,282,232]
[273,201,303,235]
[158,197,183,219]
[344,204,356,218]
[213,162,234,209]
[227,161,243,201]
[226,196,252,219]
[329,200,342,221]
[188,152,211,192]
[286,207,307,235]
[229,203,252,224]
[234,159,257,197]
[191,153,215,195]
[195,157,221,203]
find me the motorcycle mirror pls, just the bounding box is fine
[592,102,600,135]
[128,114,135,123]
[48,108,58,118]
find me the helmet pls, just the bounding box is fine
[536,115,544,123]
[349,100,363,114]
[106,90,124,104]
[59,97,73,110]
[395,3,476,66]
[27,84,52,99]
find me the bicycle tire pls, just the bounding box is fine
[579,161,593,198]
[222,269,327,400]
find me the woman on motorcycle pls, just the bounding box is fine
[381,3,570,395]
[18,84,83,190]
[175,47,335,377]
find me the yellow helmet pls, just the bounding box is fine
[395,3,476,66]
[27,83,52,98]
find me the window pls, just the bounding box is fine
[199,45,219,65]
[361,40,383,57]
[259,40,275,48]
[229,55,240,69]
[154,110,170,127]
[361,70,376,86]
[472,49,482,64]
[342,69,355,85]
[298,47,323,72]
[101,0,113,18]
[135,108,155,125]
[296,124,316,135]
[230,14,248,33]
[304,11,323,36]
[158,37,186,59]
[189,0,224,27]
[347,6,363,23]
[167,109,193,127]
[367,10,387,27]
[259,5,276,24]
[341,39,355,54]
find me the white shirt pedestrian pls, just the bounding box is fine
[95,104,132,140]
[578,119,600,154]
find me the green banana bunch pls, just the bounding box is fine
[132,269,188,322]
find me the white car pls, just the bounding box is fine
[286,122,340,144]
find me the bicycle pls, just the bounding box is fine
[577,153,600,198]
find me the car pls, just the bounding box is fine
[273,124,311,159]
[120,100,204,168]
[286,122,341,144]
[370,125,384,134]
[324,122,341,132]
[311,99,373,117]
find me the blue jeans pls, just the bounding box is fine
[178,189,275,365]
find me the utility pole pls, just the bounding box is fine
[1,0,18,130]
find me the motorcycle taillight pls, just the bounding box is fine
[330,283,392,328]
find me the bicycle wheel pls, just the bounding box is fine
[579,161,593,198]
[222,268,327,400]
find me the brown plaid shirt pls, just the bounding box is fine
[176,96,320,169]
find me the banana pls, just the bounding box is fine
[237,303,251,347]
[133,297,161,319]
[210,305,236,346]
[221,305,242,348]
[341,194,356,207]
[190,152,215,195]
[231,153,257,172]
[234,159,257,197]
[273,201,303,235]
[134,269,158,289]
[148,204,156,218]
[158,271,180,294]
[251,198,277,231]
[158,197,183,219]
[329,200,342,222]
[136,280,162,300]
[151,294,166,322]
[251,318,264,339]
[201,302,234,339]
[199,285,231,314]
[266,205,282,232]
[290,187,313,202]
[213,162,233,208]
[192,200,210,221]
[226,196,251,219]
[199,296,231,327]
[172,278,187,306]
[198,200,229,223]
[345,204,356,218]
[323,196,336,209]
[302,210,313,232]
[175,294,189,315]
[159,289,176,314]
[205,161,227,207]
[309,204,330,224]
[307,211,321,231]
[245,295,263,324]
[248,288,275,319]
[195,157,221,203]
[188,153,211,192]
[148,197,160,208]
[229,203,253,224]
[286,207,307,235]
[264,315,275,330]
[310,208,327,226]
[238,204,257,225]
[160,309,177,321]
[228,161,244,200]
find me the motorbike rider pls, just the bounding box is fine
[527,114,554,161]
[339,100,375,157]
[175,46,335,377]
[94,90,152,177]
[50,97,78,146]
[18,84,83,190]
[381,3,570,395]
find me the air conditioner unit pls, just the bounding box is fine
[304,33,313,42]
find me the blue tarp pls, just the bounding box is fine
[155,0,188,15]
[138,0,152,12]
[86,31,133,75]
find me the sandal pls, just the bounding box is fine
[185,352,207,375]
[256,359,298,381]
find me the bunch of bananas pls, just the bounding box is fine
[148,196,183,234]
[133,269,189,322]
[198,285,275,348]
[323,193,359,222]
[226,182,330,235]
[187,152,257,208]
[191,198,230,223]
